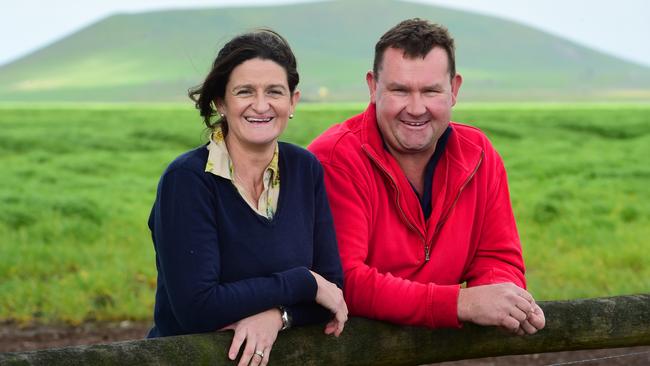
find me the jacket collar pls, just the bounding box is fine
[356,102,484,238]
[357,102,483,174]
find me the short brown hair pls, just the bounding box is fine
[373,18,456,80]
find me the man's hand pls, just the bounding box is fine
[457,282,545,335]
[220,308,283,366]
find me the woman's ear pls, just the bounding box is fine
[291,89,301,106]
[212,99,225,115]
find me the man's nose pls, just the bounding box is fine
[405,93,427,116]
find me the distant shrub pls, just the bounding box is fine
[532,201,561,223]
[620,206,639,223]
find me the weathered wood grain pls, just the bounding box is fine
[2,294,649,366]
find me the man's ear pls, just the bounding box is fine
[450,73,463,106]
[366,70,377,104]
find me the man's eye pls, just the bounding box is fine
[268,89,284,96]
[236,90,252,96]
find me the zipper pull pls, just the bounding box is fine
[424,245,430,262]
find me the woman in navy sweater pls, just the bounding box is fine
[147,29,347,366]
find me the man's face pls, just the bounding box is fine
[367,47,462,158]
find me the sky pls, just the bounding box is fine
[1,0,649,67]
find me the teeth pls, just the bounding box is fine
[246,117,273,123]
[403,121,426,126]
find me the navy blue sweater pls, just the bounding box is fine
[147,142,343,337]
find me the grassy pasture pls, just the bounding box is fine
[0,103,649,325]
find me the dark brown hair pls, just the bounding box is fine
[373,18,456,80]
[189,29,299,131]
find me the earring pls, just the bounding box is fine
[210,101,224,118]
[289,114,294,119]
[211,101,225,118]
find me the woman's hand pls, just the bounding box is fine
[309,270,348,337]
[220,308,283,366]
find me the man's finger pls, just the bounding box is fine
[502,316,520,332]
[520,319,537,335]
[528,305,546,329]
[516,288,535,304]
[509,307,528,323]
[514,296,534,316]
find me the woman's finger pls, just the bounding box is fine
[237,335,257,366]
[260,346,272,366]
[218,323,236,331]
[228,329,246,360]
[324,319,337,335]
[335,303,348,337]
[337,312,347,336]
[250,349,264,366]
[335,319,345,337]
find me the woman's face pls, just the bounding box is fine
[217,58,300,150]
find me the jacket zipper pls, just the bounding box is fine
[426,151,484,257]
[363,147,426,254]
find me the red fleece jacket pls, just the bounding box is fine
[308,103,526,328]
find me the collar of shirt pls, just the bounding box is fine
[205,128,280,219]
[381,126,452,220]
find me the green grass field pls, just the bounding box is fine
[1,103,649,325]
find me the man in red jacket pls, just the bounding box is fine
[308,18,545,334]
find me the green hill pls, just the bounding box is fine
[1,0,649,102]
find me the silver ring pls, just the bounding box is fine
[254,350,264,358]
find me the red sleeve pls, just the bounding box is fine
[464,156,526,289]
[321,161,460,328]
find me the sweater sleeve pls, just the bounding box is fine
[321,161,459,329]
[463,157,526,288]
[285,161,344,326]
[152,167,317,334]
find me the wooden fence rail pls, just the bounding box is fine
[1,294,649,365]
